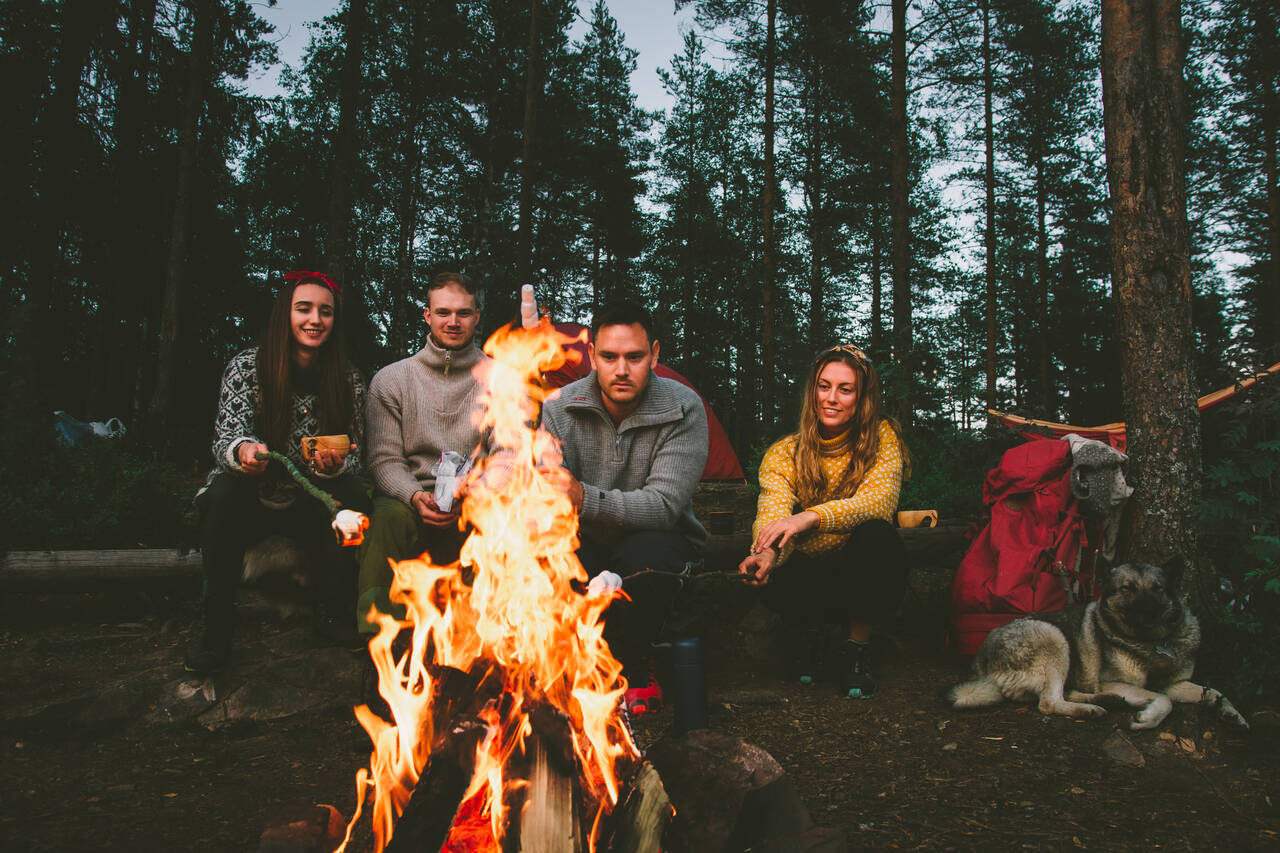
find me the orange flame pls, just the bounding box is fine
[340,321,635,852]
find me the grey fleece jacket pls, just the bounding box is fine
[541,373,709,550]
[365,338,491,505]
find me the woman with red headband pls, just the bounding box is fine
[184,271,370,673]
[738,344,910,699]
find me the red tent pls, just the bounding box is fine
[543,323,745,481]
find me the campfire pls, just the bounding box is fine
[339,320,664,853]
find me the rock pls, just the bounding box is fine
[257,803,345,853]
[647,730,814,853]
[1100,730,1145,767]
[150,677,223,723]
[754,826,849,853]
[202,678,325,725]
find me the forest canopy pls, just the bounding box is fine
[2,0,1275,479]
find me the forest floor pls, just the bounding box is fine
[2,573,1278,852]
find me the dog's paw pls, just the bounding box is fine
[1083,703,1107,719]
[1129,697,1173,730]
[1219,702,1250,730]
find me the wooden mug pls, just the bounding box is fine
[301,434,351,462]
[897,509,938,528]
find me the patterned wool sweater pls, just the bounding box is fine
[752,419,903,565]
[200,347,366,496]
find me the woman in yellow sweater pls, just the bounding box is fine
[738,344,908,698]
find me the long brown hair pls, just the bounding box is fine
[257,275,353,452]
[791,345,908,507]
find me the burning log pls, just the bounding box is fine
[603,762,671,853]
[514,739,584,853]
[384,716,490,853]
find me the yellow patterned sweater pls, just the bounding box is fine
[752,419,904,566]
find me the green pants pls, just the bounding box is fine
[356,495,465,634]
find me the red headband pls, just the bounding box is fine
[283,270,340,295]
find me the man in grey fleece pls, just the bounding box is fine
[356,272,490,633]
[540,301,708,712]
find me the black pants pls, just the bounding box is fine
[763,518,907,628]
[197,469,371,638]
[577,530,699,676]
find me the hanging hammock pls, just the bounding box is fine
[989,360,1280,451]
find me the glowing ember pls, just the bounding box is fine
[339,320,639,853]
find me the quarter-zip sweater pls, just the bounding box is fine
[541,373,709,550]
[366,337,491,505]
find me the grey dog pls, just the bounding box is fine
[945,559,1248,730]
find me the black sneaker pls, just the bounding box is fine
[839,639,876,699]
[787,625,827,685]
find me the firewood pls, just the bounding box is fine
[605,762,671,853]
[385,716,489,853]
[516,739,583,853]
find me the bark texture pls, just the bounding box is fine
[1100,0,1203,599]
[890,0,912,427]
[326,0,368,288]
[150,0,215,435]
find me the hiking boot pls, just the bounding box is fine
[787,624,827,685]
[839,639,876,699]
[623,657,664,715]
[183,629,232,674]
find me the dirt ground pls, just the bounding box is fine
[2,578,1278,852]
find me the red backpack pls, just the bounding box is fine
[949,438,1102,656]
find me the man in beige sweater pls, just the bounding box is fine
[356,272,491,633]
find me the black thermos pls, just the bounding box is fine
[672,636,709,734]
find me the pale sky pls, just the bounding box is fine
[245,0,698,113]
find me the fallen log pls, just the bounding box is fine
[3,525,972,594]
[0,549,201,592]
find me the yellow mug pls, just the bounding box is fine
[301,434,351,462]
[897,509,938,528]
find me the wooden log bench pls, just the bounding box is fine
[1,485,973,595]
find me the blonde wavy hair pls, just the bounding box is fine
[791,344,907,507]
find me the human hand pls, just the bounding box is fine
[411,490,461,527]
[310,443,354,475]
[520,284,540,328]
[753,511,819,554]
[738,549,778,587]
[540,466,583,511]
[237,441,270,475]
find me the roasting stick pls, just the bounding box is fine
[253,450,370,546]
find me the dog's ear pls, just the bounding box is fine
[1161,554,1186,590]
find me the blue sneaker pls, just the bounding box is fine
[840,640,876,699]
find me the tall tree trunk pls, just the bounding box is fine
[93,0,157,421]
[390,3,426,356]
[1256,2,1280,356]
[890,0,912,426]
[326,0,368,288]
[806,60,824,348]
[17,0,113,419]
[761,0,777,432]
[1035,154,1050,412]
[1101,0,1203,600]
[149,0,215,437]
[983,0,998,423]
[518,0,541,287]
[870,199,884,355]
